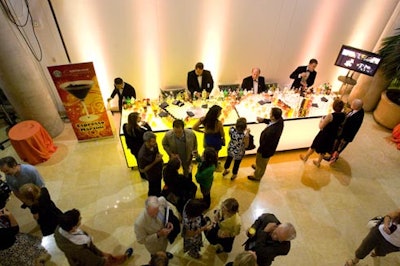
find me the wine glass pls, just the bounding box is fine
[60,80,99,122]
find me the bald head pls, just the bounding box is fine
[251,68,261,80]
[351,99,363,111]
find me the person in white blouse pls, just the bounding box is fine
[345,208,400,265]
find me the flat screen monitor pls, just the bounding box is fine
[334,45,382,76]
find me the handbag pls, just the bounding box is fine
[246,134,256,150]
[367,216,384,228]
[164,207,181,244]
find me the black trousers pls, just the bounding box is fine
[147,175,161,196]
[224,156,242,175]
[355,225,400,259]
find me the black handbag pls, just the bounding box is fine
[367,216,384,228]
[246,134,256,150]
[165,207,181,244]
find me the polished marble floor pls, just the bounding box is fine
[1,112,399,266]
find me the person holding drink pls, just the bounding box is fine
[244,213,296,266]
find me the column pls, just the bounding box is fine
[0,7,64,137]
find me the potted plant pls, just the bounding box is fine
[373,28,400,129]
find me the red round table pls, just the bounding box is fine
[8,120,57,165]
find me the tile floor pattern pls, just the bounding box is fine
[1,112,399,266]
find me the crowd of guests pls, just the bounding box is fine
[0,62,380,265]
[0,157,133,266]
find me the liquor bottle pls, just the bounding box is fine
[202,89,207,100]
[223,88,228,98]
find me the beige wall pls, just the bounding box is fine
[3,0,400,110]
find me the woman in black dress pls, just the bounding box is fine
[19,183,62,236]
[123,112,152,178]
[162,157,197,213]
[300,99,345,167]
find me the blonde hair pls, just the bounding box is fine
[233,251,257,266]
[19,183,41,205]
[222,198,239,214]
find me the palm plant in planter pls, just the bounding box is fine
[378,28,400,88]
[373,28,400,129]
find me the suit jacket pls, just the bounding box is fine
[110,82,136,111]
[54,226,105,266]
[339,108,364,142]
[241,76,267,93]
[134,197,180,254]
[245,213,291,266]
[162,129,197,164]
[257,118,284,158]
[289,66,317,89]
[187,70,214,95]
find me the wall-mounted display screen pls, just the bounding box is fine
[334,45,382,76]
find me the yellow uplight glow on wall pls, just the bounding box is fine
[332,1,390,91]
[59,2,111,102]
[199,0,231,87]
[299,1,345,90]
[133,1,161,98]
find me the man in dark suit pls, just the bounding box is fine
[329,98,364,163]
[107,77,136,111]
[289,59,318,91]
[248,108,284,181]
[244,213,296,266]
[187,62,214,98]
[241,67,267,93]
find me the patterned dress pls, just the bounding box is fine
[0,218,49,266]
[182,202,204,257]
[227,127,246,160]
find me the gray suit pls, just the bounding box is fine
[162,129,197,177]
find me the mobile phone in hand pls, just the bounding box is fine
[389,223,397,233]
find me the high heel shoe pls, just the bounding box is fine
[312,160,320,167]
[344,258,357,265]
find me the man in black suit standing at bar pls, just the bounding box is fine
[241,67,267,94]
[248,108,284,182]
[107,77,136,111]
[289,59,318,91]
[187,62,214,99]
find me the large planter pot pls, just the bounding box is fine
[373,89,400,129]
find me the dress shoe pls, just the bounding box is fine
[125,247,133,258]
[222,169,230,176]
[251,164,256,170]
[166,252,174,259]
[247,176,260,182]
[230,174,237,180]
